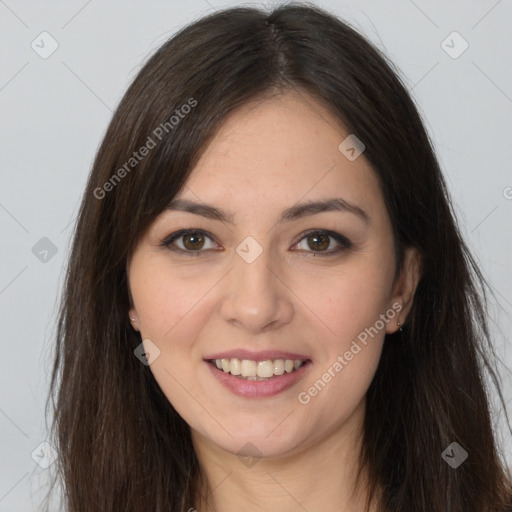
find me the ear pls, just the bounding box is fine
[386,246,422,334]
[126,261,140,331]
[128,306,140,331]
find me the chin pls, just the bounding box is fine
[196,418,308,460]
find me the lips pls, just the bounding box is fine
[204,349,311,398]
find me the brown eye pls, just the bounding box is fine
[182,232,205,250]
[294,230,352,256]
[161,229,217,255]
[306,233,330,251]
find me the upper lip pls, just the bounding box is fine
[204,349,310,362]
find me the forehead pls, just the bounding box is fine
[178,91,383,219]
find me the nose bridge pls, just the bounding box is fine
[236,243,274,294]
[220,237,293,331]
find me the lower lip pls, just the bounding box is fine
[205,360,311,398]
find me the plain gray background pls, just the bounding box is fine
[1,0,511,510]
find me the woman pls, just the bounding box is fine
[45,3,512,511]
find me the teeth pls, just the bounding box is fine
[241,359,257,377]
[211,358,307,379]
[230,358,241,375]
[257,360,274,378]
[273,359,284,375]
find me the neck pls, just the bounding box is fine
[191,398,380,512]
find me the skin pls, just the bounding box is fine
[127,90,421,512]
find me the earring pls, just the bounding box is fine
[397,320,403,333]
[129,316,136,321]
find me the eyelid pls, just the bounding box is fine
[160,228,352,256]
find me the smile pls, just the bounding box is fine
[205,356,311,398]
[210,358,306,380]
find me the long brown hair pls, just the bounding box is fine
[45,3,512,511]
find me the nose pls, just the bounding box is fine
[219,243,294,334]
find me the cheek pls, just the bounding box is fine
[130,259,217,343]
[292,258,393,420]
[129,260,212,422]
[291,257,394,344]
[295,282,387,428]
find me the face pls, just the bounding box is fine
[127,90,418,460]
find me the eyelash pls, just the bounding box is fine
[159,228,352,257]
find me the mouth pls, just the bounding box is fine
[208,357,308,381]
[204,355,312,398]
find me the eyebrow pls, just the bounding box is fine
[164,197,369,225]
